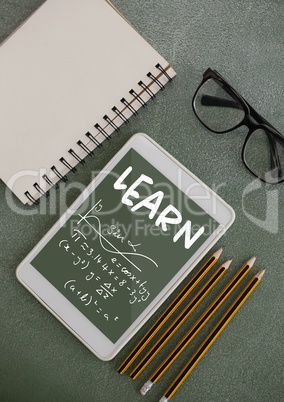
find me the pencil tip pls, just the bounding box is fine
[214,247,223,259]
[247,256,256,267]
[222,259,232,269]
[140,380,153,396]
[256,269,265,280]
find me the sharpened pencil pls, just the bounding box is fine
[130,260,229,379]
[159,269,265,402]
[140,257,255,396]
[117,248,223,374]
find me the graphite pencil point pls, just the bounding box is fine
[214,247,223,259]
[222,259,232,269]
[256,269,265,280]
[247,256,256,267]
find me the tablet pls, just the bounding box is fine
[16,133,235,360]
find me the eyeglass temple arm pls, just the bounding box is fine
[201,94,282,178]
[201,95,241,110]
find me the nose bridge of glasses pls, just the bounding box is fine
[243,115,257,130]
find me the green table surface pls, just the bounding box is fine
[1,1,284,401]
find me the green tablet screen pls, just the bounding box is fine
[31,149,218,343]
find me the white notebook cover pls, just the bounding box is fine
[0,0,175,204]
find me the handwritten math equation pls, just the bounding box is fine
[58,227,151,323]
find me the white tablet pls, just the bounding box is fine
[16,133,235,360]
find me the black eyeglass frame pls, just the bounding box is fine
[192,68,284,184]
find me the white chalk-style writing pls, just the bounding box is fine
[63,279,118,322]
[77,209,158,269]
[58,227,151,308]
[113,166,205,249]
[173,221,205,249]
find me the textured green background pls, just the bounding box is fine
[0,1,284,401]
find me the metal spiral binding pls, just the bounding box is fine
[103,115,120,132]
[60,157,77,173]
[25,191,39,205]
[112,106,129,124]
[121,97,137,116]
[25,63,172,204]
[95,123,111,139]
[147,71,164,90]
[51,165,68,182]
[34,182,49,197]
[129,89,147,107]
[43,174,59,190]
[86,131,103,148]
[138,80,155,99]
[156,63,172,81]
[78,140,94,157]
[69,148,85,165]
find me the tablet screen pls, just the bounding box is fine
[31,148,218,343]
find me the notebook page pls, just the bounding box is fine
[0,0,175,204]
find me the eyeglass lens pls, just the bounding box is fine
[193,78,245,133]
[244,129,284,183]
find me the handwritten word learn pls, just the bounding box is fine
[113,166,204,249]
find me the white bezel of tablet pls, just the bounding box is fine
[16,133,235,361]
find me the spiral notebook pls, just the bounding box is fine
[0,0,176,205]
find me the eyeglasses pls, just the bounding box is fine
[192,68,284,184]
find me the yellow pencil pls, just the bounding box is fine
[140,257,255,396]
[117,248,223,374]
[130,259,230,379]
[159,269,265,402]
